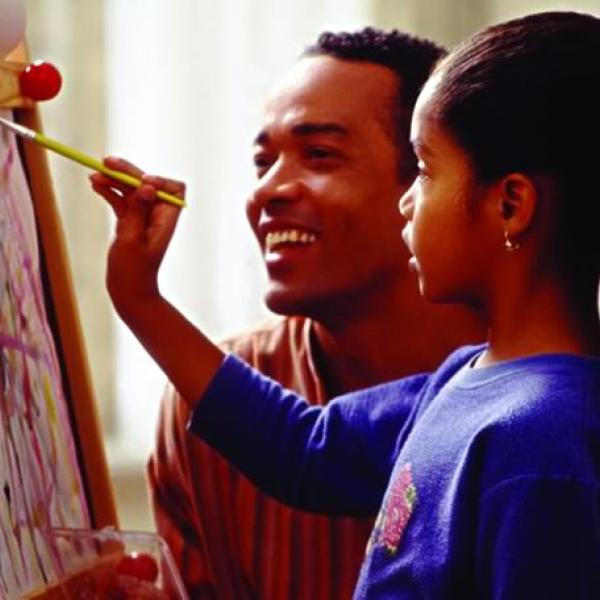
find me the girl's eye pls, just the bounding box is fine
[416,160,430,180]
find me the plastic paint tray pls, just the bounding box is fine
[23,527,188,599]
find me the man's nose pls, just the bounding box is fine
[250,159,303,212]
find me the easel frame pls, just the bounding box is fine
[2,44,118,531]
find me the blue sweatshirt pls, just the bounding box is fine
[189,345,600,598]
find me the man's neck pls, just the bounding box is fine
[310,278,486,397]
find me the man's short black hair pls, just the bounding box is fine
[304,27,447,181]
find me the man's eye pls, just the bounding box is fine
[307,147,336,160]
[253,154,272,175]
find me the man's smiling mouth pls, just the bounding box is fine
[265,229,317,253]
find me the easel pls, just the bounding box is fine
[1,45,119,599]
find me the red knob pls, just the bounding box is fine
[19,61,62,101]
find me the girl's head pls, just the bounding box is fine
[400,12,600,305]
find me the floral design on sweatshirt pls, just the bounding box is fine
[367,462,416,556]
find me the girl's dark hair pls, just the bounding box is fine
[432,11,600,273]
[304,28,446,182]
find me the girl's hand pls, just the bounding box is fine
[90,156,185,319]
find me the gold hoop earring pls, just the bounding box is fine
[504,231,520,252]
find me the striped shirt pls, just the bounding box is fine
[147,316,374,599]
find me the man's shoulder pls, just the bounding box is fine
[218,315,311,358]
[157,318,311,412]
[217,315,325,401]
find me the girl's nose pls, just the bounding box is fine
[398,184,415,220]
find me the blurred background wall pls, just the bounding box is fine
[23,0,600,530]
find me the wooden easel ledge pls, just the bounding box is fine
[0,54,33,108]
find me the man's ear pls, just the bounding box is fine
[496,172,538,238]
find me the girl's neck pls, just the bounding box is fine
[479,275,600,367]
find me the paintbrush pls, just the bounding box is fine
[0,115,186,208]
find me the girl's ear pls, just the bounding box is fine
[497,172,538,239]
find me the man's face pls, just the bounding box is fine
[247,55,412,317]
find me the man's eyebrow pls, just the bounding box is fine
[253,122,349,146]
[291,122,350,137]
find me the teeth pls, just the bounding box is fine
[265,229,316,252]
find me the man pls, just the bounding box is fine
[146,28,484,599]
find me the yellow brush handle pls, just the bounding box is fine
[36,132,186,208]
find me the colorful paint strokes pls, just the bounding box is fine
[0,110,90,598]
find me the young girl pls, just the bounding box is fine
[92,11,600,598]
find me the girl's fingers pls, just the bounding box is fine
[90,171,117,190]
[91,171,156,203]
[90,174,128,217]
[142,174,186,200]
[97,157,186,205]
[103,155,146,179]
[147,202,181,254]
[90,171,133,200]
[90,171,157,236]
[90,157,185,251]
